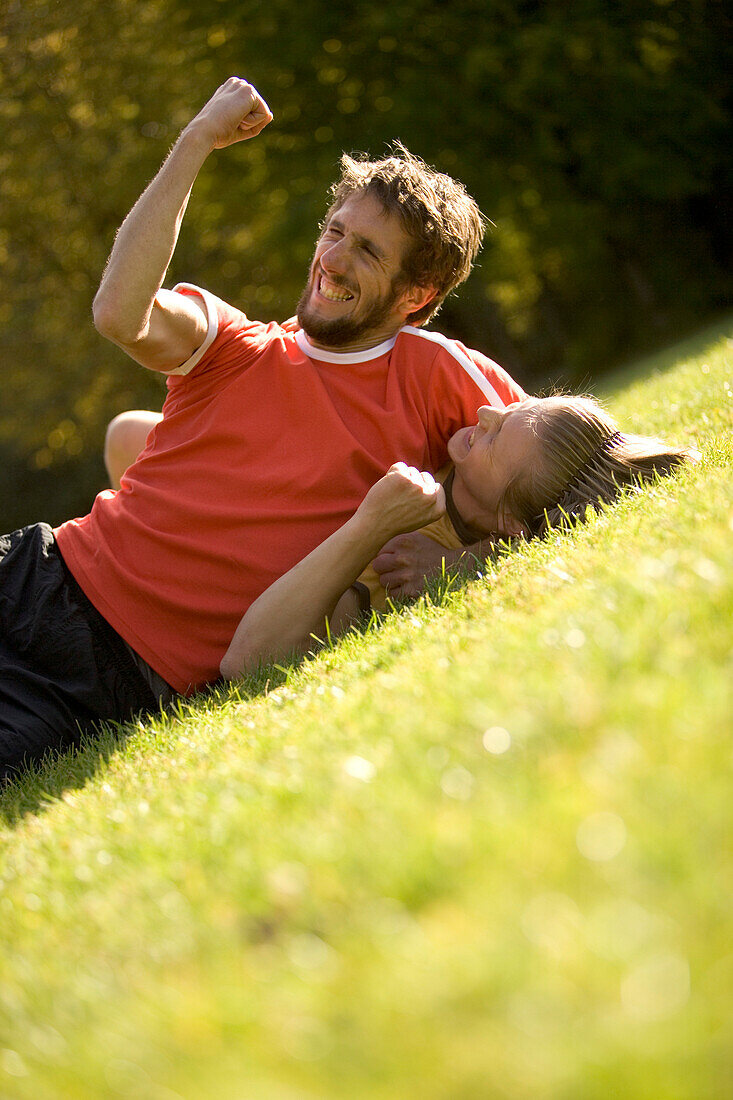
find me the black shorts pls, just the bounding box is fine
[0,523,160,779]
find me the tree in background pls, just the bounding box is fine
[1,0,730,528]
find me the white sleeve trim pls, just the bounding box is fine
[166,283,220,376]
[401,325,508,408]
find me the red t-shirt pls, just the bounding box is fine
[55,286,525,693]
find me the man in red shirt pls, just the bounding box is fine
[0,78,524,777]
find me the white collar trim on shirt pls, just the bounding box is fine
[294,328,399,363]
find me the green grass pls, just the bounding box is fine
[1,317,732,1100]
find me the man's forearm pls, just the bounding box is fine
[220,464,446,678]
[92,129,211,344]
[92,78,272,354]
[220,513,388,678]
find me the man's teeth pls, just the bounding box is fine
[320,277,353,301]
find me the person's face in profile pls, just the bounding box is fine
[448,401,539,536]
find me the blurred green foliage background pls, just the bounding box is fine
[1,0,731,529]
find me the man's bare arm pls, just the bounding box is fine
[93,78,272,373]
[220,465,446,679]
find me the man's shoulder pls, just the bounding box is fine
[208,299,297,355]
[397,325,491,365]
[173,284,298,341]
[395,325,492,372]
[396,325,526,405]
[166,286,298,381]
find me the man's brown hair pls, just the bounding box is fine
[327,143,486,325]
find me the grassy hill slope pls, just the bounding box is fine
[1,318,731,1099]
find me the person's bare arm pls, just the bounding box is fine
[371,532,494,598]
[220,465,446,679]
[92,78,272,373]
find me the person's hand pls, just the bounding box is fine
[187,77,273,151]
[357,463,446,545]
[372,531,464,598]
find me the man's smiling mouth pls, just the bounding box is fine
[318,273,355,302]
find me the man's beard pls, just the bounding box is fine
[296,272,402,348]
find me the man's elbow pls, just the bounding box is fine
[92,292,137,344]
[93,295,119,341]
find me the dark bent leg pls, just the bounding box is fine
[0,524,158,781]
[0,642,86,781]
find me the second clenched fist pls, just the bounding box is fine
[358,462,446,541]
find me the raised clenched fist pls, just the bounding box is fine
[187,77,273,151]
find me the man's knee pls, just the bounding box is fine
[104,410,162,489]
